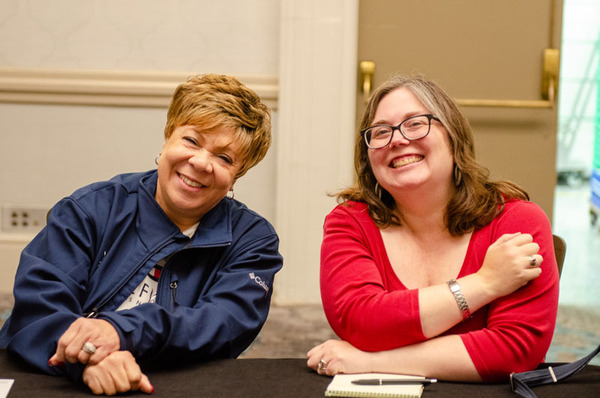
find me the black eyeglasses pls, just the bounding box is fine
[361,114,440,149]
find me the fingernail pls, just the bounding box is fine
[48,359,64,367]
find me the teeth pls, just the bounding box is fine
[180,174,203,188]
[392,155,423,168]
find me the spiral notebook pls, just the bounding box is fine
[324,373,425,397]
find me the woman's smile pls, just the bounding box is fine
[178,173,205,188]
[390,154,424,168]
[155,125,241,230]
[368,87,454,195]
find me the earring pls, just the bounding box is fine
[453,164,463,186]
[154,153,161,166]
[227,188,235,200]
[374,182,382,200]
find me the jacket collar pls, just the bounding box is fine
[137,170,233,248]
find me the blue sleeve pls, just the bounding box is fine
[0,198,96,380]
[98,218,283,363]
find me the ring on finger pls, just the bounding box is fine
[318,359,328,372]
[529,256,537,267]
[82,341,97,355]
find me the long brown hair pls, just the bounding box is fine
[338,74,528,235]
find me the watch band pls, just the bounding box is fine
[447,279,471,320]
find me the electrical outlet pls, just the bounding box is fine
[1,205,48,232]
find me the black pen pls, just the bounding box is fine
[351,378,437,386]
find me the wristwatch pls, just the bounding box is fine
[447,279,471,320]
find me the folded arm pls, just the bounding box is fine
[317,202,559,381]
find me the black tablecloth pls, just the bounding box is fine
[1,349,599,397]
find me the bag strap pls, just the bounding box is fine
[510,344,600,398]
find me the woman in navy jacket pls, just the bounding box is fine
[0,74,283,395]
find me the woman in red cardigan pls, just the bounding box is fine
[307,74,559,382]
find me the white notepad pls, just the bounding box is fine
[0,379,14,398]
[324,373,425,398]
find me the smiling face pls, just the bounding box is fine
[367,87,454,198]
[155,125,242,231]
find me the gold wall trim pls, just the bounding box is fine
[0,68,279,109]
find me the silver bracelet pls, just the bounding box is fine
[447,279,471,320]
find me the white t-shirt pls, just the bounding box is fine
[116,223,199,311]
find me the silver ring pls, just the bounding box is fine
[529,256,537,267]
[318,359,328,372]
[82,341,97,355]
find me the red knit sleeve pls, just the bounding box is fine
[320,203,426,351]
[460,201,560,382]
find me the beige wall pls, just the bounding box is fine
[0,1,564,305]
[0,0,359,305]
[0,0,281,292]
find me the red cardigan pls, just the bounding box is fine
[320,200,559,382]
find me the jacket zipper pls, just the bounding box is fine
[82,240,229,317]
[82,238,175,317]
[84,308,99,318]
[156,242,229,312]
[169,281,178,313]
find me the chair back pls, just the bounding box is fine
[552,234,567,278]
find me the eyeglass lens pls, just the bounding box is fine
[364,115,432,148]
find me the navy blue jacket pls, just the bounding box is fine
[0,170,283,380]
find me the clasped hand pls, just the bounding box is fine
[48,317,153,395]
[478,232,543,298]
[307,340,371,376]
[83,351,153,395]
[49,318,119,366]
